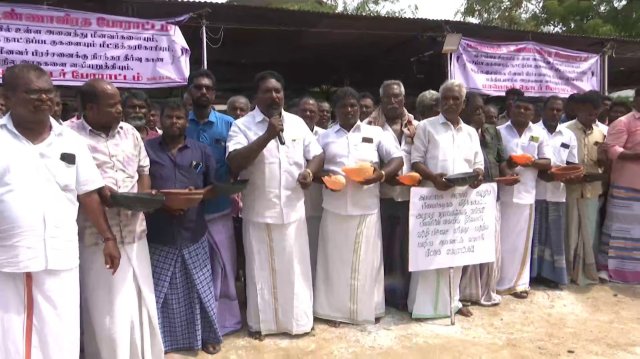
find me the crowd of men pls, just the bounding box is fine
[1,63,639,358]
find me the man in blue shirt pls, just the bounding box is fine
[184,69,242,335]
[145,100,222,355]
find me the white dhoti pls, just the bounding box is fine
[306,215,322,284]
[407,267,463,319]
[497,201,535,294]
[314,210,385,324]
[243,218,314,335]
[0,267,80,359]
[80,239,164,359]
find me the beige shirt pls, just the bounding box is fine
[564,120,606,199]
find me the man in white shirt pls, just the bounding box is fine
[0,64,120,359]
[226,71,324,340]
[497,97,552,299]
[297,96,325,283]
[314,87,403,326]
[66,79,164,359]
[530,96,578,288]
[408,80,485,319]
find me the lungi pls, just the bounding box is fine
[566,196,600,285]
[380,199,411,310]
[407,267,463,319]
[80,239,164,359]
[243,218,313,335]
[530,200,568,285]
[148,237,222,353]
[460,201,502,306]
[497,201,534,294]
[314,209,385,324]
[599,185,640,284]
[205,212,242,335]
[0,267,80,359]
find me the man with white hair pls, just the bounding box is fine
[365,80,416,310]
[408,80,484,318]
[416,90,440,120]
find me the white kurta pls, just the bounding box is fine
[408,115,484,318]
[227,108,323,335]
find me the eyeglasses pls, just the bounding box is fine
[24,89,56,99]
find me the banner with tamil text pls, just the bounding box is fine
[0,4,190,88]
[408,184,497,272]
[450,38,601,97]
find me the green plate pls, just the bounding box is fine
[111,192,166,212]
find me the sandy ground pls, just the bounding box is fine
[166,283,640,359]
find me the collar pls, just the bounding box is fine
[333,120,362,134]
[1,112,62,137]
[537,120,563,135]
[251,107,275,123]
[188,109,217,124]
[79,117,122,138]
[506,120,533,134]
[159,135,191,151]
[438,114,463,129]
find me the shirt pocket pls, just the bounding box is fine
[354,141,379,164]
[50,160,77,192]
[286,137,305,168]
[522,140,539,157]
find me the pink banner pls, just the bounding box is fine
[450,38,601,97]
[0,4,191,88]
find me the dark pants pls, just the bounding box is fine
[380,199,410,310]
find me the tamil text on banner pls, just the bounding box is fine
[0,4,190,88]
[450,38,601,97]
[408,184,497,272]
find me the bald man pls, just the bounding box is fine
[66,79,164,358]
[227,95,251,120]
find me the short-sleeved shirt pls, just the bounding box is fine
[480,124,508,181]
[186,110,235,216]
[411,115,485,183]
[304,126,326,217]
[564,120,606,198]
[66,119,150,245]
[318,121,403,215]
[534,121,578,202]
[498,121,552,204]
[0,114,104,272]
[226,108,323,224]
[145,137,217,247]
[371,121,413,202]
[605,110,640,190]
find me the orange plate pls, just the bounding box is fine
[397,172,422,186]
[510,153,535,166]
[322,175,346,191]
[342,165,374,182]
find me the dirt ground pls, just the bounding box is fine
[166,283,640,359]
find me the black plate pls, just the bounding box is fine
[583,172,606,182]
[444,172,480,187]
[111,192,165,212]
[215,179,249,196]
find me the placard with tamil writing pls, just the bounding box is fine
[408,184,497,272]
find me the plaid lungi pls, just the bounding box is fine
[149,237,222,353]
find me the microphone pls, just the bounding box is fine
[277,131,285,145]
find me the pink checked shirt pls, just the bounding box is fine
[606,110,640,189]
[66,119,150,245]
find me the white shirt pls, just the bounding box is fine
[318,121,403,216]
[304,126,326,217]
[0,114,104,272]
[498,121,553,204]
[534,121,578,202]
[378,122,413,202]
[226,108,323,224]
[410,115,484,182]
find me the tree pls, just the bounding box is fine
[459,0,640,38]
[228,0,418,17]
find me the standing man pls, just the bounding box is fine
[408,80,484,318]
[145,100,223,355]
[226,71,324,340]
[530,96,577,288]
[358,92,377,121]
[317,99,332,129]
[147,102,162,135]
[185,69,242,336]
[497,97,552,298]
[415,90,440,121]
[66,79,164,359]
[51,89,63,123]
[365,80,416,310]
[0,64,120,359]
[297,96,325,282]
[226,95,251,120]
[497,88,524,126]
[122,90,159,140]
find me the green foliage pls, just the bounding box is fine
[227,0,417,17]
[459,0,640,38]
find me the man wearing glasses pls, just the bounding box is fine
[185,69,242,336]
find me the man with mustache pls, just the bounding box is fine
[185,69,242,336]
[226,95,251,120]
[226,71,324,340]
[317,100,332,129]
[0,64,119,359]
[122,90,159,140]
[358,92,376,121]
[65,79,164,359]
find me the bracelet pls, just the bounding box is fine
[380,170,386,182]
[103,236,116,243]
[303,168,313,180]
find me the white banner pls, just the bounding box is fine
[450,38,601,97]
[0,4,191,88]
[408,184,497,272]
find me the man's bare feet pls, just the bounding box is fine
[327,320,341,328]
[202,343,221,355]
[248,330,265,341]
[375,317,382,324]
[457,307,473,317]
[512,291,529,299]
